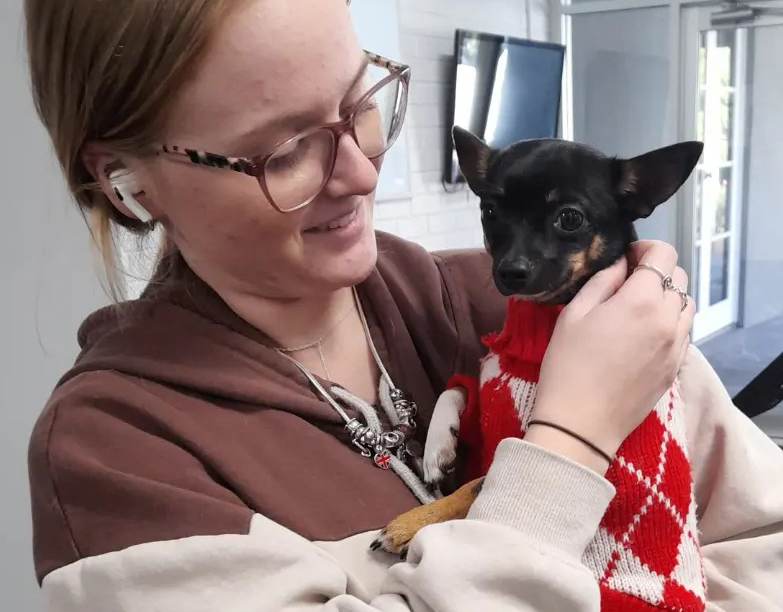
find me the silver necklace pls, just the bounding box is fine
[276,288,432,502]
[277,303,353,380]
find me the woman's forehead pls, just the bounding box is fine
[165,0,363,149]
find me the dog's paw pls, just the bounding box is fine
[370,526,412,559]
[423,426,458,485]
[423,388,465,485]
[368,502,445,557]
[368,480,482,558]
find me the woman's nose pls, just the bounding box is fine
[322,132,379,199]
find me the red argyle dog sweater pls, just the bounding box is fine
[452,298,706,611]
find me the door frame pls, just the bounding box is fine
[680,6,783,339]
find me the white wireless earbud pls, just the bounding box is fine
[108,170,152,223]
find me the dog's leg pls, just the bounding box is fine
[422,388,466,485]
[371,477,484,557]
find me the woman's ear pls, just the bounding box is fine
[613,141,704,220]
[82,144,155,222]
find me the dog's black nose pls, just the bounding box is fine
[497,260,532,291]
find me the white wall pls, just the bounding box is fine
[375,0,551,251]
[1,2,109,610]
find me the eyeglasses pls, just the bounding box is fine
[156,51,410,213]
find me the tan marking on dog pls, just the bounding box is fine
[569,250,588,279]
[374,478,484,555]
[588,235,604,261]
[546,189,560,203]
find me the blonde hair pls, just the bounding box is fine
[25,0,241,298]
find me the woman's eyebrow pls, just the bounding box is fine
[230,54,370,155]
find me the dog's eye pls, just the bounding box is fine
[555,208,585,233]
[481,202,497,222]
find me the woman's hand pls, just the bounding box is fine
[528,241,695,474]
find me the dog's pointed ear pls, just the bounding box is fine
[453,126,493,194]
[614,141,704,220]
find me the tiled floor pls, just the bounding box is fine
[698,316,783,445]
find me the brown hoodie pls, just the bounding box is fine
[28,232,783,612]
[29,232,505,580]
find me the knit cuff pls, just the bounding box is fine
[467,439,616,560]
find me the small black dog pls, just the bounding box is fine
[373,127,703,555]
[452,126,703,304]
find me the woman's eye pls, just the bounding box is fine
[555,207,585,233]
[266,138,309,173]
[481,202,497,222]
[355,98,379,117]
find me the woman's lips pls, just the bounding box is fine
[305,208,359,232]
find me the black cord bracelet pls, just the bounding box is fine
[527,420,614,465]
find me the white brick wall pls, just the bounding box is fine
[374,0,552,252]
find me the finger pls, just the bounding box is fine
[671,266,689,291]
[566,256,628,317]
[676,288,696,349]
[661,266,689,317]
[620,241,679,299]
[626,240,679,270]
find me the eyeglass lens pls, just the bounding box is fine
[263,67,406,211]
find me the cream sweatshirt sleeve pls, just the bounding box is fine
[41,441,615,612]
[40,346,783,612]
[679,346,783,612]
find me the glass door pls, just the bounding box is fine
[682,4,783,344]
[683,15,748,341]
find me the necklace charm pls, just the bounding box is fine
[374,449,392,470]
[277,288,433,501]
[346,419,377,457]
[390,388,418,423]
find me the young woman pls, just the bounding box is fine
[25,0,783,610]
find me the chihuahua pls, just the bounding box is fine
[372,127,703,557]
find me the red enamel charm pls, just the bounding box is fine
[374,450,391,470]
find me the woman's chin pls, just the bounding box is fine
[302,203,377,287]
[320,231,378,289]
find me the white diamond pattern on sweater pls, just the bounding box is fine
[474,350,706,610]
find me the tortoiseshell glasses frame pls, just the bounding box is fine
[155,51,410,213]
